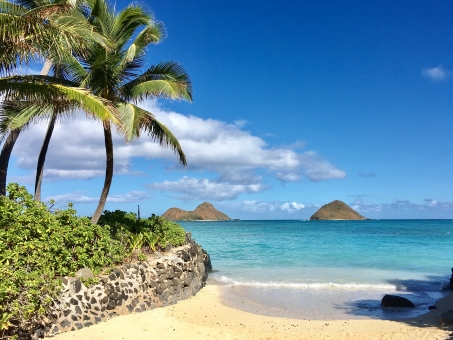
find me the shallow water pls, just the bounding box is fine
[180,220,453,319]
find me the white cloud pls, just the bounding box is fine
[10,100,345,201]
[145,102,345,182]
[280,202,305,212]
[236,200,315,213]
[148,176,268,201]
[45,191,149,204]
[422,66,448,80]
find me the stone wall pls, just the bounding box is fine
[34,234,211,339]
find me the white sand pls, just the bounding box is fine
[53,285,453,340]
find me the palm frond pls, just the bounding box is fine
[121,61,192,102]
[119,23,163,70]
[0,0,112,74]
[117,103,186,165]
[0,101,49,131]
[54,52,88,83]
[0,75,121,124]
[111,6,150,49]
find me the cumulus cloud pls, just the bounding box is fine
[422,66,449,80]
[147,102,345,182]
[280,202,305,212]
[148,176,268,201]
[45,191,149,204]
[10,100,345,201]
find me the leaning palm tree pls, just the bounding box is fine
[0,0,115,196]
[72,0,192,224]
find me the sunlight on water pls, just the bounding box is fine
[180,220,453,319]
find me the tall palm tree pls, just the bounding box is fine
[0,0,116,196]
[71,0,192,224]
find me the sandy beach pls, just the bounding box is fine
[53,284,453,340]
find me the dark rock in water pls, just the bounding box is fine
[450,268,453,290]
[381,295,415,308]
[203,249,213,273]
[428,305,438,310]
[439,310,453,326]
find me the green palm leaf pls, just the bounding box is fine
[117,103,186,165]
[111,6,150,49]
[0,76,120,124]
[121,23,164,64]
[0,0,111,74]
[121,61,193,102]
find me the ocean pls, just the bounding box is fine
[180,219,453,320]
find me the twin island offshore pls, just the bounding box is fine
[162,200,368,221]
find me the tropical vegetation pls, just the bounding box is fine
[0,0,191,222]
[0,183,187,337]
[0,0,193,337]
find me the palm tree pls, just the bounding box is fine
[72,0,192,224]
[0,0,116,196]
[0,0,108,74]
[0,74,120,196]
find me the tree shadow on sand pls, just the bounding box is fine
[333,275,453,339]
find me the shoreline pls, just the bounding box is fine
[53,284,453,340]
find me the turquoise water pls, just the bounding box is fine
[180,220,453,319]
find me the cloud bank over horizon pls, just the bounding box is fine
[350,197,453,217]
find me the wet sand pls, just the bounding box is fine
[54,285,453,340]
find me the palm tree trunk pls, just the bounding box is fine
[0,129,21,196]
[40,60,53,77]
[34,113,57,201]
[0,60,52,196]
[91,121,113,224]
[33,63,59,202]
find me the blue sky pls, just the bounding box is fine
[7,0,453,219]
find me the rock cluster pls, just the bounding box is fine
[32,234,211,339]
[162,202,231,221]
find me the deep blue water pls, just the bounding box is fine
[180,220,453,319]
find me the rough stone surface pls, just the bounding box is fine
[381,295,415,308]
[32,235,211,339]
[75,268,94,279]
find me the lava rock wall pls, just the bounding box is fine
[38,234,211,338]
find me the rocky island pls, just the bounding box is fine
[309,200,367,220]
[162,202,232,221]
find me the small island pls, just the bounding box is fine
[162,202,232,221]
[309,200,367,220]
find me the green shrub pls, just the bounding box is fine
[99,210,186,248]
[0,185,188,337]
[148,215,186,247]
[0,184,127,336]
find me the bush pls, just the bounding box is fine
[0,184,187,337]
[149,215,186,247]
[98,210,186,248]
[0,184,127,337]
